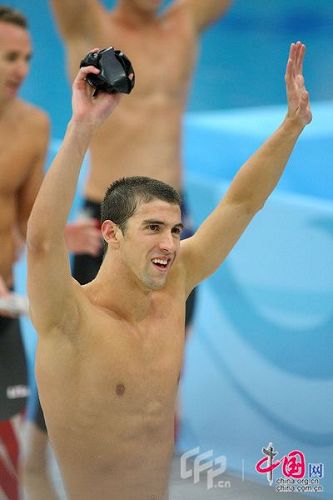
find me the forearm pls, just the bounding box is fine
[27,121,94,249]
[225,117,304,212]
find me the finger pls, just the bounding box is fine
[73,65,100,87]
[0,281,9,297]
[79,65,100,78]
[0,307,16,318]
[285,43,295,83]
[294,41,300,74]
[82,218,100,228]
[294,41,300,71]
[297,43,305,75]
[293,42,301,78]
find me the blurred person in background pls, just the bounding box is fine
[0,6,101,499]
[48,0,232,441]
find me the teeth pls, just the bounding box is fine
[152,258,168,265]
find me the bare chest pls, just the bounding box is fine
[84,311,184,408]
[73,15,198,101]
[38,298,186,427]
[0,123,36,194]
[115,30,196,99]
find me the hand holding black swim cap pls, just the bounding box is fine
[80,47,135,94]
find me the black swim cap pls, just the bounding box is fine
[80,47,135,95]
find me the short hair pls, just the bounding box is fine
[0,6,28,29]
[101,176,182,234]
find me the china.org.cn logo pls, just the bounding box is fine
[255,442,324,494]
[180,447,230,490]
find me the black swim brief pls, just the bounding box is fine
[0,315,28,420]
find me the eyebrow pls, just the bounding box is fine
[142,219,184,230]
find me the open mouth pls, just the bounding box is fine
[151,257,170,272]
[7,82,20,94]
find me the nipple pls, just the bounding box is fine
[116,383,126,396]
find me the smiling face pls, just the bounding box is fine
[119,199,183,290]
[0,21,32,102]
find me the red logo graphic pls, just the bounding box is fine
[255,443,306,485]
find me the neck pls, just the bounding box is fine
[0,96,15,117]
[114,1,159,27]
[87,260,154,323]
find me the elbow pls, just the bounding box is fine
[26,235,51,255]
[26,217,51,255]
[244,195,268,215]
[254,199,266,213]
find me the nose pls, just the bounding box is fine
[14,59,29,80]
[158,232,176,254]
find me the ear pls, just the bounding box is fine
[101,220,122,248]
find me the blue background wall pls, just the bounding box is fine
[6,0,333,496]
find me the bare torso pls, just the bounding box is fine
[36,273,186,500]
[0,100,47,286]
[65,6,198,200]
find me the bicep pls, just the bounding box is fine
[27,240,81,335]
[181,201,255,291]
[51,0,106,40]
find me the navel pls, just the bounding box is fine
[115,383,126,396]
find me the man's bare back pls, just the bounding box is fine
[51,0,231,200]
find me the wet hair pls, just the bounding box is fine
[0,6,28,29]
[101,176,182,234]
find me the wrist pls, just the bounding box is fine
[281,115,305,136]
[66,119,96,150]
[68,117,96,136]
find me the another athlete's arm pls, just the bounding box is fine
[181,42,312,293]
[50,0,105,42]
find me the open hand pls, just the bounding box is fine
[285,42,312,127]
[0,275,16,317]
[64,218,103,256]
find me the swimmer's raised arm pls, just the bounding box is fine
[180,0,232,33]
[27,65,120,334]
[181,42,312,294]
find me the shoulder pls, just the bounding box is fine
[0,100,51,162]
[17,100,49,128]
[15,100,50,143]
